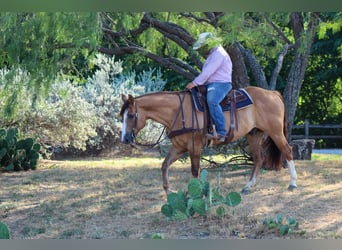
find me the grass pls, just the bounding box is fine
[311,153,342,161]
[0,154,341,239]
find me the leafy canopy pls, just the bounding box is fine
[0,12,101,95]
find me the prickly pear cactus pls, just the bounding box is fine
[188,178,203,198]
[216,206,226,218]
[191,198,207,215]
[167,191,187,213]
[5,128,17,146]
[161,170,242,220]
[161,204,173,218]
[200,169,208,182]
[0,222,10,239]
[16,138,34,150]
[0,127,40,171]
[173,210,188,221]
[225,192,242,207]
[161,191,188,220]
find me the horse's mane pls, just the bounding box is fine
[119,90,188,117]
[119,100,129,117]
[134,90,188,100]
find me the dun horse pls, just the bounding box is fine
[120,86,297,194]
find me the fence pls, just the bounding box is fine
[291,119,342,140]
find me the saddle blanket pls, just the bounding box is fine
[191,88,254,113]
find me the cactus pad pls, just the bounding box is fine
[188,178,203,198]
[0,222,10,239]
[191,198,206,215]
[225,192,242,207]
[216,206,226,217]
[161,204,173,218]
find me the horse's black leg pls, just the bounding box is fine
[161,145,186,194]
[189,152,201,178]
[189,138,202,178]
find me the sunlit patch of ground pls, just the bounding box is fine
[0,155,341,239]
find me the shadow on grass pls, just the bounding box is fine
[0,157,341,239]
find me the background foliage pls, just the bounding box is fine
[0,53,166,157]
[0,12,341,158]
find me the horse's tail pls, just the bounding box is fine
[262,136,282,171]
[262,92,288,171]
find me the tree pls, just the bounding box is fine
[295,16,342,148]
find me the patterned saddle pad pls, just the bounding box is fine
[191,87,254,112]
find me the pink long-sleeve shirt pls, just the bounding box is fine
[193,46,232,85]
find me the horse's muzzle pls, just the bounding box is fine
[122,132,135,144]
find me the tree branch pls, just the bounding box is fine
[98,45,197,80]
[269,43,291,90]
[98,12,204,80]
[179,12,224,27]
[265,15,293,45]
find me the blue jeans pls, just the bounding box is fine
[206,82,232,137]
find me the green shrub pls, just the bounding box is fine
[161,170,242,220]
[1,55,167,155]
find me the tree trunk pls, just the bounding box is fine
[283,13,320,140]
[227,42,250,89]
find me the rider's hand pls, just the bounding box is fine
[186,82,196,90]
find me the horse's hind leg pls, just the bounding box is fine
[269,134,297,190]
[241,130,265,194]
[161,145,186,194]
[287,159,297,190]
[279,137,297,190]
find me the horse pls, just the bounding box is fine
[119,86,297,194]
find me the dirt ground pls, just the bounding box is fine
[0,155,341,239]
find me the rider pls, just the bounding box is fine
[186,32,233,142]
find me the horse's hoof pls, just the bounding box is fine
[166,188,176,195]
[288,185,297,191]
[241,188,250,195]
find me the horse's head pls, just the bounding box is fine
[120,94,142,144]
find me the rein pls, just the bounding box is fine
[130,126,167,151]
[128,101,168,150]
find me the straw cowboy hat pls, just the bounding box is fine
[193,32,222,50]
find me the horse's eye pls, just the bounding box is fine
[127,113,136,119]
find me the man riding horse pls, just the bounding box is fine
[186,32,233,143]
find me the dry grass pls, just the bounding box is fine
[0,154,341,239]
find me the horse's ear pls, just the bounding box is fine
[128,94,135,104]
[121,94,127,103]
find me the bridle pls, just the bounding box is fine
[122,91,205,150]
[123,102,138,139]
[123,101,166,149]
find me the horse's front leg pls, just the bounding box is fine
[161,145,186,194]
[241,132,264,194]
[189,147,201,178]
[241,166,260,195]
